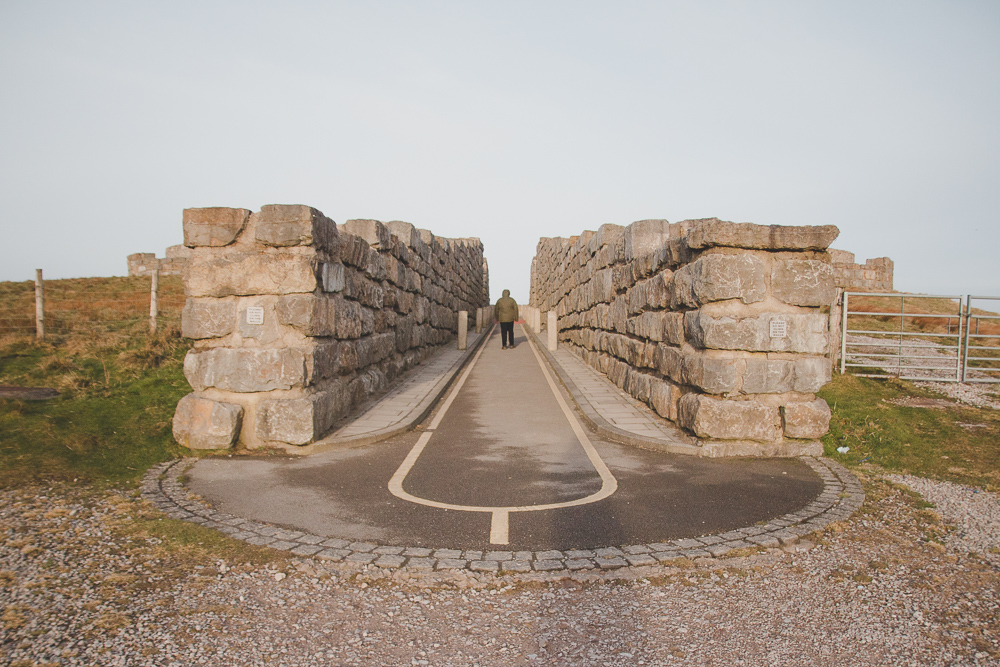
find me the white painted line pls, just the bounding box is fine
[490,510,509,545]
[387,323,618,545]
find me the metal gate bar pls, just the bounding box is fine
[962,296,1000,383]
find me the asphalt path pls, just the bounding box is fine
[189,326,822,551]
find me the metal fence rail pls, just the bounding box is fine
[841,292,1000,384]
[962,296,1000,384]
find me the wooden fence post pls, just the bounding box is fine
[34,269,44,340]
[149,268,159,334]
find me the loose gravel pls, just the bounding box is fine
[2,473,998,666]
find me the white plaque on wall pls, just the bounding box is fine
[769,319,788,338]
[246,307,265,326]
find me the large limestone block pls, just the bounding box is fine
[682,353,740,394]
[677,394,781,442]
[624,219,671,260]
[771,259,838,307]
[669,254,767,308]
[275,294,368,339]
[649,379,676,420]
[344,219,392,249]
[183,207,250,247]
[781,398,832,439]
[184,347,307,392]
[181,298,236,339]
[685,312,829,354]
[256,385,348,446]
[185,251,319,297]
[173,394,243,449]
[255,204,338,253]
[684,218,840,251]
[742,356,831,393]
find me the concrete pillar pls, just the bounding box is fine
[458,310,468,350]
[476,307,483,334]
[547,311,557,351]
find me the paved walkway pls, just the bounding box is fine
[142,323,864,573]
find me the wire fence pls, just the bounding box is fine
[0,274,186,339]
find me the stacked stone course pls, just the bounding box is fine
[530,218,841,457]
[173,205,488,452]
[127,245,192,277]
[829,249,893,292]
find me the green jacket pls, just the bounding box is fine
[495,290,519,323]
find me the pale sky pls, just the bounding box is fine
[2,1,998,302]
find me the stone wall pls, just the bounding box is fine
[127,245,192,277]
[530,218,841,457]
[829,249,893,292]
[172,205,488,452]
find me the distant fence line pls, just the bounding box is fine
[0,270,185,338]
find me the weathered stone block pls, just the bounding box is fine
[275,294,369,339]
[624,219,670,260]
[684,218,839,251]
[255,204,338,253]
[173,395,243,449]
[649,379,676,420]
[181,298,236,339]
[677,394,781,442]
[321,262,345,292]
[185,251,319,297]
[256,386,348,446]
[344,219,392,249]
[771,259,838,307]
[669,254,767,308]
[781,398,832,439]
[742,356,831,393]
[184,347,307,392]
[183,207,249,247]
[682,353,740,394]
[685,312,828,354]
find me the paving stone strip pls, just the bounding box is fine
[141,456,863,574]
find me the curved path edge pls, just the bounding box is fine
[140,456,864,574]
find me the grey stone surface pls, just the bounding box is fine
[171,395,243,450]
[183,207,250,247]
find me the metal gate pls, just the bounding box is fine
[840,292,964,382]
[962,296,1000,383]
[840,292,1000,383]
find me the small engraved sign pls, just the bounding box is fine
[769,319,788,338]
[246,307,264,326]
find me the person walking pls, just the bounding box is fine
[494,289,519,350]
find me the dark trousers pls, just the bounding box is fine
[500,321,514,347]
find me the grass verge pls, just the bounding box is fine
[819,373,1000,491]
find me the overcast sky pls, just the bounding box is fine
[1,1,998,302]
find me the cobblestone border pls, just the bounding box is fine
[140,456,863,573]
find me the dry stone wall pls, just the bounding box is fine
[829,249,893,292]
[531,218,841,457]
[172,205,488,452]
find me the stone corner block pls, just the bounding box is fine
[173,394,243,450]
[669,254,766,308]
[771,259,838,307]
[678,393,781,443]
[781,398,832,439]
[256,204,338,252]
[183,347,307,393]
[181,298,236,340]
[183,207,250,247]
[256,387,348,446]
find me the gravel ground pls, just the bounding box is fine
[2,473,998,667]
